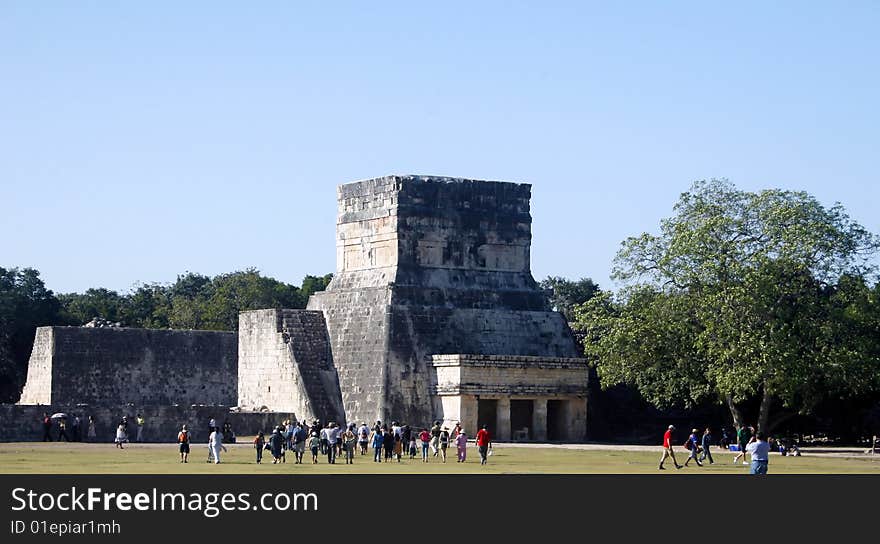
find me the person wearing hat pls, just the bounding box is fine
[454,428,468,462]
[658,425,682,470]
[358,421,370,455]
[682,428,703,467]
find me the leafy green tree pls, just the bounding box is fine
[58,288,125,325]
[301,274,333,298]
[576,180,880,433]
[539,276,600,321]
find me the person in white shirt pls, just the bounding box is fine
[209,428,227,464]
[746,432,771,474]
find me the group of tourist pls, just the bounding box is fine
[40,412,97,442]
[174,417,495,466]
[658,423,795,474]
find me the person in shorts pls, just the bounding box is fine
[309,432,322,464]
[177,424,190,462]
[733,424,752,465]
[438,426,450,462]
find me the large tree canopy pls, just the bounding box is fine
[576,180,880,433]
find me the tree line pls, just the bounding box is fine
[0,268,332,403]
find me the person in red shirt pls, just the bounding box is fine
[659,424,682,470]
[476,425,492,465]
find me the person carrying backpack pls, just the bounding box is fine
[177,425,190,463]
[683,428,703,467]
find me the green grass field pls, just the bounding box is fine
[1,442,878,473]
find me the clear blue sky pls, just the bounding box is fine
[2,2,878,294]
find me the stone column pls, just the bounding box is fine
[496,397,511,441]
[532,398,548,441]
[459,395,479,437]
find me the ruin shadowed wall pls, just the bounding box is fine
[18,327,238,407]
[0,404,295,443]
[308,175,582,427]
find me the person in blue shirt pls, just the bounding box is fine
[371,427,384,463]
[683,428,703,467]
[699,427,714,465]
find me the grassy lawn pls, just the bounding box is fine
[1,442,878,474]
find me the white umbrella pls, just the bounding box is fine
[50,413,67,419]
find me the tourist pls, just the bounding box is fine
[292,421,307,464]
[430,420,442,457]
[373,420,382,435]
[177,424,190,463]
[223,421,235,444]
[209,426,227,464]
[383,427,394,461]
[308,431,321,464]
[372,426,385,462]
[358,422,370,455]
[326,422,339,464]
[269,426,285,464]
[451,422,462,440]
[285,420,295,451]
[393,427,403,462]
[733,424,752,465]
[658,424,682,470]
[476,425,491,465]
[115,423,126,449]
[400,423,412,456]
[136,413,145,442]
[746,432,771,474]
[208,417,217,434]
[121,416,130,437]
[87,415,96,441]
[438,426,450,462]
[71,414,81,441]
[699,427,714,465]
[720,427,731,449]
[254,431,265,464]
[409,434,417,459]
[682,428,703,467]
[41,413,53,442]
[454,429,467,462]
[57,417,70,441]
[343,425,357,464]
[320,422,330,455]
[419,428,431,462]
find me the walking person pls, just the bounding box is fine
[209,426,227,464]
[699,427,714,465]
[358,422,370,455]
[409,434,417,460]
[71,414,81,442]
[372,427,385,462]
[430,421,442,457]
[308,432,321,464]
[343,425,357,464]
[438,426,450,463]
[733,424,752,465]
[269,426,285,464]
[41,413,53,442]
[115,423,126,449]
[57,418,70,441]
[476,425,491,465]
[454,429,467,462]
[326,423,339,464]
[683,428,703,467]
[419,428,431,462]
[292,422,307,464]
[254,431,265,464]
[658,425,682,470]
[87,415,96,442]
[177,425,190,463]
[383,427,394,461]
[746,432,771,474]
[136,413,145,442]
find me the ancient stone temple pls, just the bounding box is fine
[306,175,589,440]
[7,174,589,442]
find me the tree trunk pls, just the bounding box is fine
[757,385,773,435]
[724,394,743,428]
